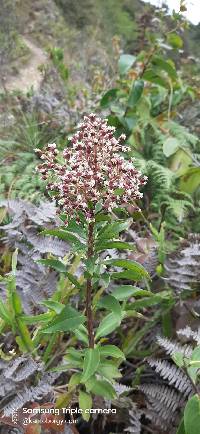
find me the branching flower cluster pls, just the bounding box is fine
[35,113,147,223]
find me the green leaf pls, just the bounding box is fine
[187,346,200,383]
[68,373,82,391]
[104,259,149,279]
[98,363,121,380]
[65,272,83,290]
[143,69,168,88]
[167,33,183,49]
[40,300,64,314]
[152,56,177,80]
[99,345,125,359]
[86,377,116,399]
[98,220,130,241]
[74,325,89,345]
[111,270,145,282]
[95,240,135,252]
[118,54,136,75]
[100,88,118,108]
[81,348,100,383]
[42,229,86,251]
[97,295,122,318]
[128,80,144,107]
[179,168,200,194]
[11,249,18,275]
[42,305,86,333]
[172,351,184,368]
[95,313,121,340]
[79,391,92,422]
[163,137,180,157]
[0,300,11,323]
[21,312,53,324]
[184,394,200,434]
[111,285,152,300]
[128,292,171,310]
[38,259,66,273]
[176,418,185,434]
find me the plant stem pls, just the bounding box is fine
[86,221,95,348]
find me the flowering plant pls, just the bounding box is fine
[35,114,148,416]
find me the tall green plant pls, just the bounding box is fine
[34,113,152,414]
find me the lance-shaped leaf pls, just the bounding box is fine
[97,295,122,319]
[95,313,122,340]
[42,228,86,251]
[42,305,86,333]
[38,259,66,273]
[128,80,144,107]
[111,285,152,300]
[86,377,116,399]
[81,348,100,383]
[184,394,200,434]
[95,240,135,252]
[104,258,149,279]
[99,344,125,359]
[79,390,92,421]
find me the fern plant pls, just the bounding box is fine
[0,112,62,201]
[141,331,200,434]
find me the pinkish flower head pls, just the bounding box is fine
[36,114,147,223]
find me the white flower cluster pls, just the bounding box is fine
[36,114,147,223]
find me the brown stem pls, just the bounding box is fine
[86,221,95,348]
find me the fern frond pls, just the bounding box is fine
[156,335,193,357]
[140,382,183,414]
[125,405,142,433]
[177,326,200,345]
[147,358,192,396]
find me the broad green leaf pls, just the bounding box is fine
[152,56,177,80]
[128,80,144,107]
[179,168,200,194]
[68,373,82,391]
[98,363,122,380]
[95,313,121,340]
[79,391,92,421]
[184,394,200,434]
[97,295,122,318]
[176,418,185,434]
[40,300,64,314]
[38,259,66,273]
[163,137,180,157]
[42,305,86,333]
[118,54,136,75]
[100,88,119,108]
[104,259,149,279]
[143,69,168,88]
[167,33,183,49]
[95,240,135,252]
[187,346,200,383]
[99,345,125,359]
[81,348,100,383]
[112,285,152,300]
[86,377,116,399]
[172,351,184,368]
